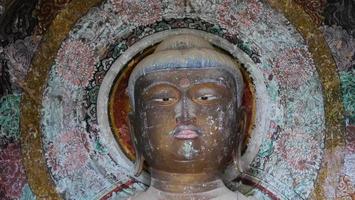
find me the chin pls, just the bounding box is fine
[154,160,222,174]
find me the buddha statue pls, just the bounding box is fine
[126,34,252,200]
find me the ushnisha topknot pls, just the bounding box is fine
[128,34,244,110]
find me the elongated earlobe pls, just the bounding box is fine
[233,106,247,174]
[128,112,144,177]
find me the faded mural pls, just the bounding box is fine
[0,0,354,200]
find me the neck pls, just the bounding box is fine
[150,168,226,194]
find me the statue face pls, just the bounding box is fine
[131,68,239,174]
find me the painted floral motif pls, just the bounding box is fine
[56,40,96,87]
[35,0,337,199]
[336,175,355,199]
[217,0,263,32]
[111,0,162,26]
[0,143,26,199]
[276,130,322,172]
[46,129,90,177]
[273,48,314,89]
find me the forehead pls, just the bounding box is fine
[135,68,236,88]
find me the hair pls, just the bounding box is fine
[128,34,244,110]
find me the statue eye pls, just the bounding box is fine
[152,97,177,103]
[144,84,180,105]
[197,94,218,101]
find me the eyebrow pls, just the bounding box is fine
[142,78,230,94]
[195,78,229,88]
[142,81,177,94]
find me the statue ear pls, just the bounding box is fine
[128,112,144,177]
[233,106,247,174]
[224,107,247,183]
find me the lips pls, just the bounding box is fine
[173,125,200,140]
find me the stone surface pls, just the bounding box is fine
[0,0,353,199]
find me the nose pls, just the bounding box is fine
[175,96,196,125]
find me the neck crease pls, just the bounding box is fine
[150,169,225,193]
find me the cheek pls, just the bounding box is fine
[197,105,232,133]
[144,106,176,134]
[197,105,236,150]
[138,107,177,157]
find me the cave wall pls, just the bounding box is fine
[0,0,354,199]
